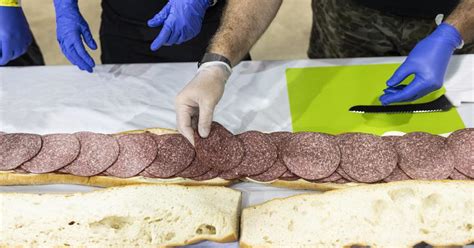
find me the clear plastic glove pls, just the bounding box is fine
[147,0,210,51]
[0,6,32,65]
[54,0,97,73]
[380,23,463,105]
[175,62,231,145]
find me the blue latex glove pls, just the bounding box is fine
[147,0,210,51]
[54,0,97,72]
[0,6,32,65]
[380,23,463,105]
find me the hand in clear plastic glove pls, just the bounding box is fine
[380,23,463,105]
[148,0,210,51]
[175,62,231,145]
[54,0,97,73]
[0,6,32,65]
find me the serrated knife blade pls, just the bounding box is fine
[349,95,453,114]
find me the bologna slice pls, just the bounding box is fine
[0,133,42,170]
[105,133,157,178]
[338,133,397,183]
[282,132,340,180]
[22,134,80,173]
[144,134,195,178]
[195,122,244,172]
[395,132,454,180]
[60,132,120,176]
[237,131,278,176]
[446,128,473,178]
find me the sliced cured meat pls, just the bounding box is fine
[248,132,292,182]
[396,132,454,180]
[218,166,241,180]
[60,132,120,176]
[144,134,195,178]
[175,158,211,179]
[237,131,278,176]
[382,135,401,144]
[335,178,350,184]
[248,159,288,182]
[105,133,157,178]
[282,132,340,180]
[336,167,355,182]
[191,168,220,181]
[450,169,471,180]
[446,128,474,178]
[338,133,397,183]
[316,172,342,183]
[267,132,292,146]
[195,122,244,171]
[0,133,42,170]
[13,167,29,174]
[279,170,300,181]
[209,122,233,137]
[383,167,410,182]
[22,134,80,173]
[138,169,158,178]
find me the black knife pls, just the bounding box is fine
[349,94,453,114]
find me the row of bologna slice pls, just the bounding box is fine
[0,124,472,183]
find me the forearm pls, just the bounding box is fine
[208,0,283,66]
[445,0,474,43]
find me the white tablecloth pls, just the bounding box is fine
[1,55,473,247]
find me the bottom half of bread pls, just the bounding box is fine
[241,180,474,248]
[0,184,241,247]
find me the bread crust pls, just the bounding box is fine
[0,171,232,187]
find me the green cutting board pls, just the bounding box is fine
[286,64,465,135]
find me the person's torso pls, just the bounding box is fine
[102,0,224,25]
[353,0,460,18]
[102,0,167,23]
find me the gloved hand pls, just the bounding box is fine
[147,0,210,51]
[380,23,463,105]
[54,0,97,73]
[175,62,231,145]
[0,6,32,65]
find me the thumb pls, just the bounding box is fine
[81,26,97,50]
[148,4,171,27]
[386,63,412,87]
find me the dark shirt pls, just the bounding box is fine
[353,0,460,18]
[102,0,168,24]
[100,0,224,40]
[101,0,223,25]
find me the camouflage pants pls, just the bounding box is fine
[307,0,474,58]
